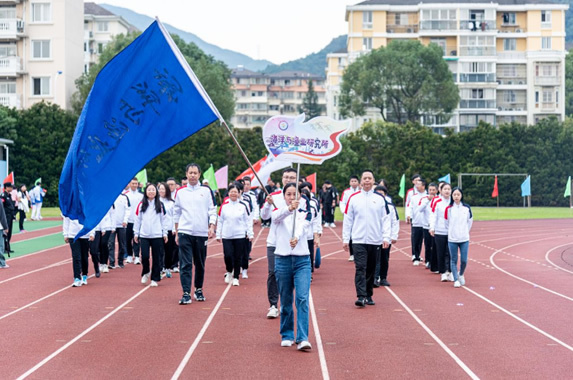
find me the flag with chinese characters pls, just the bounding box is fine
[59,20,222,238]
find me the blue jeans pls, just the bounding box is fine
[448,241,469,282]
[275,255,311,343]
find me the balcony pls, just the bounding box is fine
[386,24,418,33]
[0,56,21,76]
[459,46,496,56]
[460,99,496,109]
[460,20,496,32]
[497,103,527,112]
[459,73,496,83]
[541,102,556,111]
[497,78,526,85]
[0,93,20,108]
[419,20,457,31]
[0,19,24,39]
[534,76,561,85]
[497,52,526,60]
[498,25,527,33]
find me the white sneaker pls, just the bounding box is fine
[150,280,158,287]
[440,273,448,282]
[0,264,10,269]
[281,340,293,347]
[412,255,416,261]
[413,260,420,266]
[126,256,133,264]
[102,264,109,273]
[224,272,232,284]
[267,305,279,319]
[134,257,141,265]
[232,278,239,286]
[348,255,354,262]
[330,223,336,228]
[447,272,454,282]
[454,280,461,288]
[171,267,180,273]
[141,273,150,284]
[425,262,430,269]
[241,269,248,279]
[297,341,312,351]
[72,278,82,287]
[459,275,465,286]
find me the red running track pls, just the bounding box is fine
[1,219,572,379]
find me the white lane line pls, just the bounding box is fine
[545,243,573,275]
[385,287,480,380]
[489,237,573,302]
[7,244,67,261]
[0,274,96,321]
[16,286,150,379]
[463,286,573,352]
[0,259,71,284]
[309,289,330,380]
[171,227,265,380]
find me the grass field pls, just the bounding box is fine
[334,206,573,222]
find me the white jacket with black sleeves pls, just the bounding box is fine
[216,199,254,240]
[134,201,168,239]
[243,191,260,221]
[272,205,310,256]
[173,184,217,237]
[444,202,473,243]
[429,196,450,236]
[343,189,391,245]
[385,195,400,242]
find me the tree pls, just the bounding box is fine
[298,80,324,119]
[339,40,459,125]
[565,48,573,116]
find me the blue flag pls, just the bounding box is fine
[59,20,221,237]
[521,175,531,197]
[438,173,451,184]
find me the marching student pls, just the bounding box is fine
[125,178,143,265]
[343,170,391,307]
[63,218,95,287]
[405,174,421,224]
[108,192,130,268]
[445,187,473,288]
[97,206,115,274]
[423,183,439,272]
[0,200,9,268]
[173,163,217,305]
[272,183,312,351]
[429,182,453,282]
[242,176,259,277]
[166,178,180,272]
[159,182,176,278]
[16,185,30,233]
[340,175,360,262]
[374,185,399,287]
[299,186,321,277]
[217,183,253,286]
[1,182,15,254]
[134,184,168,287]
[408,178,428,266]
[261,168,301,318]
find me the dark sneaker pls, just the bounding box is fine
[355,297,366,307]
[179,292,192,305]
[194,288,206,302]
[366,297,375,305]
[380,279,391,287]
[373,280,380,288]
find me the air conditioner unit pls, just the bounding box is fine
[507,80,513,84]
[518,81,524,84]
[388,29,394,33]
[407,28,413,33]
[498,107,503,111]
[515,28,522,33]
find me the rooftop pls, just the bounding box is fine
[84,2,115,16]
[354,0,560,5]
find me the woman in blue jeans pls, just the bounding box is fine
[445,187,473,288]
[272,183,312,351]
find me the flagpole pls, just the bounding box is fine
[221,120,274,201]
[292,162,301,239]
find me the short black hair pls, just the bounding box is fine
[166,177,176,182]
[186,163,201,173]
[299,181,313,192]
[324,180,332,185]
[362,169,375,178]
[374,185,387,195]
[242,176,252,183]
[283,168,296,175]
[428,182,438,190]
[411,173,421,181]
[419,178,427,187]
[350,175,359,181]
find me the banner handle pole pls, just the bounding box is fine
[221,120,273,202]
[291,162,301,239]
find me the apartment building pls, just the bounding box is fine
[84,2,134,74]
[231,67,327,128]
[326,0,568,133]
[0,0,84,110]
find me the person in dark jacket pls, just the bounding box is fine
[1,182,16,254]
[0,196,9,268]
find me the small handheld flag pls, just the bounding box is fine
[398,174,406,198]
[521,175,531,197]
[565,176,571,198]
[438,173,451,184]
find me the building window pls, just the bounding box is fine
[503,39,516,51]
[363,37,372,51]
[32,77,50,96]
[32,40,50,59]
[502,12,516,25]
[0,8,16,19]
[31,3,51,23]
[363,11,372,29]
[0,45,16,57]
[504,90,516,103]
[535,91,539,105]
[97,21,109,32]
[541,11,551,27]
[542,90,552,103]
[556,90,559,104]
[0,82,16,94]
[541,37,552,50]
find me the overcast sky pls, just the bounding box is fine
[100,0,354,64]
